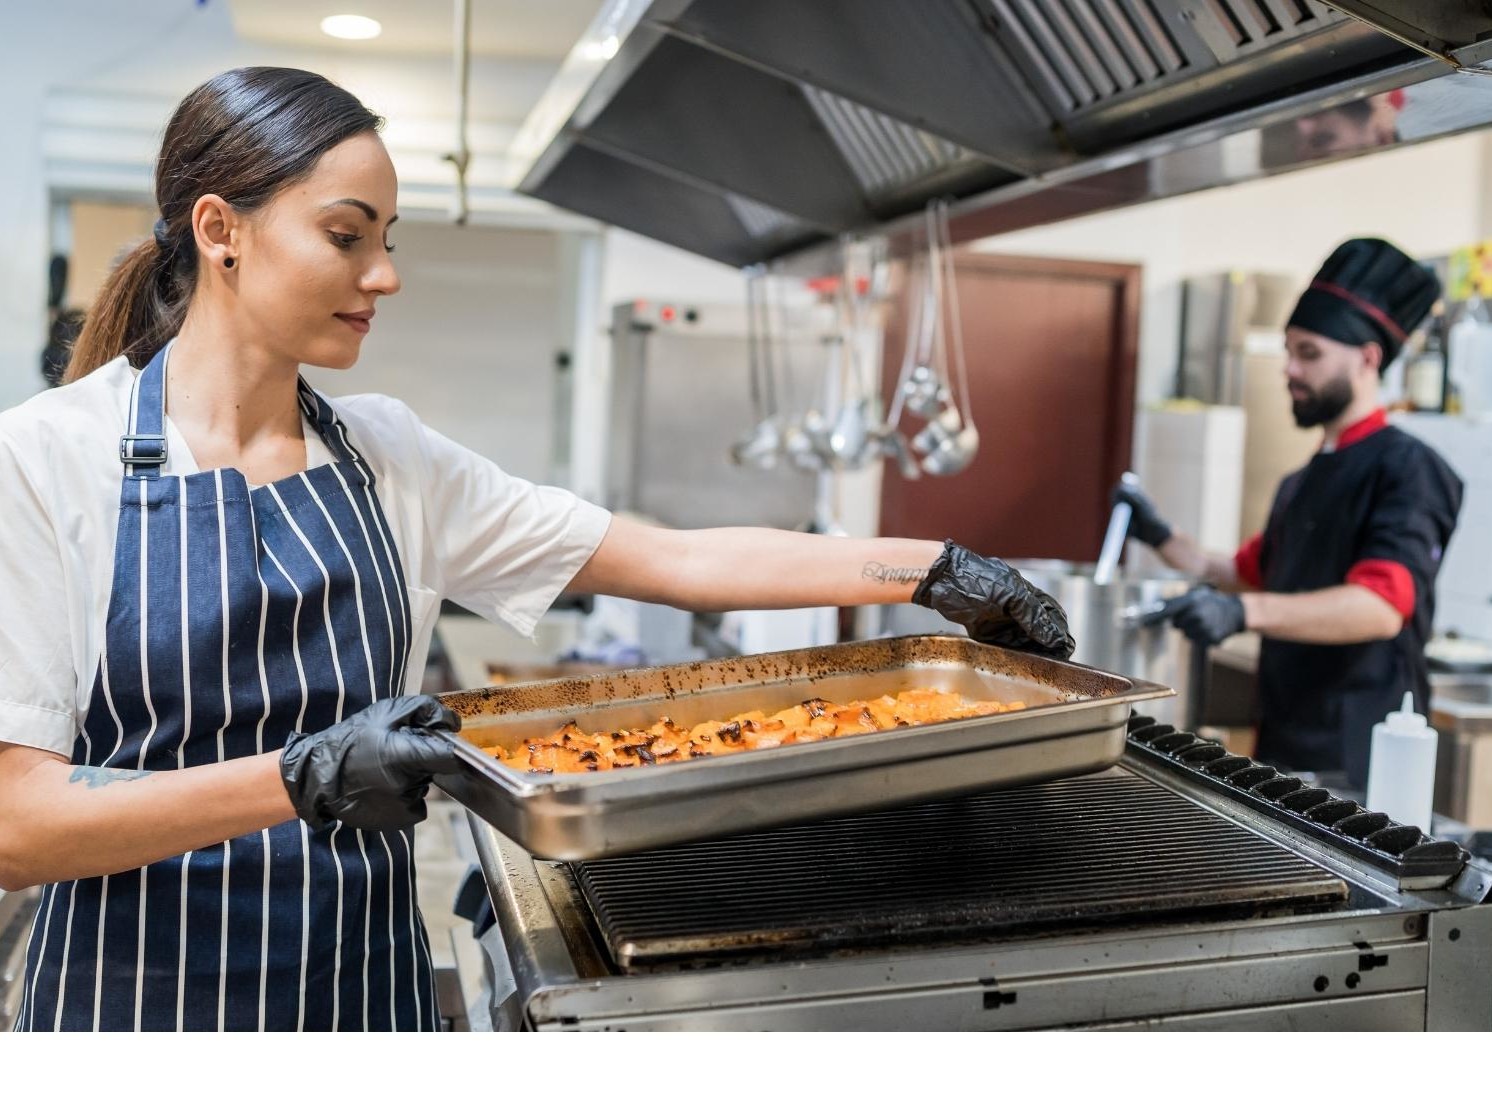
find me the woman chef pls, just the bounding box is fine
[0,68,1072,1032]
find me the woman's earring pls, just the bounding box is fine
[224,257,236,270]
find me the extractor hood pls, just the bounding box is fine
[512,1,1492,267]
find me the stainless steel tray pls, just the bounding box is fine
[433,635,1173,860]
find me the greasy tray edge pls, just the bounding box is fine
[440,634,1142,719]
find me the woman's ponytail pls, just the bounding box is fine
[63,232,189,383]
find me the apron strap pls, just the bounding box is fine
[296,378,369,467]
[122,344,370,477]
[121,346,169,478]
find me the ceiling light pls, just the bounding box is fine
[320,14,382,41]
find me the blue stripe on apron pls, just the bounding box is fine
[15,344,437,1031]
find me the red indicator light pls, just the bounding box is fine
[660,305,677,322]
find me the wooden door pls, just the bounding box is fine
[880,252,1140,561]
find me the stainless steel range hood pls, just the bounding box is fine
[512,1,1492,266]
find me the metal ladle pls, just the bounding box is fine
[909,403,979,476]
[761,266,827,474]
[918,422,980,476]
[796,406,835,471]
[873,251,925,478]
[827,407,872,467]
[904,205,951,419]
[911,199,979,475]
[730,266,784,469]
[875,429,921,479]
[902,320,948,421]
[826,242,883,469]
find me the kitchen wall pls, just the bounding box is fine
[1395,413,1492,643]
[600,228,743,308]
[66,202,155,308]
[971,131,1492,406]
[301,222,567,486]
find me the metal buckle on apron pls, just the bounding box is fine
[119,434,167,466]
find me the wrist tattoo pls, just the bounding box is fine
[69,766,154,788]
[862,561,930,585]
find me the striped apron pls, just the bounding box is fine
[14,344,438,1031]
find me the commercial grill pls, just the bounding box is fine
[466,717,1492,1030]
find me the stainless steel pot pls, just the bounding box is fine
[1011,560,1197,729]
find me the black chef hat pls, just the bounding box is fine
[1286,237,1440,371]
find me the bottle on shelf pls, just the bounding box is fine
[1405,326,1446,411]
[1446,294,1492,418]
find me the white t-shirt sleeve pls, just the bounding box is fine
[402,406,611,637]
[0,431,78,755]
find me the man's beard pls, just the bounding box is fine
[1290,374,1354,428]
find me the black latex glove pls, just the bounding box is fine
[913,541,1076,660]
[1149,586,1246,646]
[280,695,463,830]
[1111,478,1174,548]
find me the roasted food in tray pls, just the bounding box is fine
[435,636,1173,860]
[482,687,1022,774]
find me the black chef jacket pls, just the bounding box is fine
[1243,414,1462,787]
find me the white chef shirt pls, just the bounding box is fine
[0,355,611,757]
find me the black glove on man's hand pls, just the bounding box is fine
[1111,478,1174,548]
[280,695,463,831]
[1149,586,1246,646]
[913,541,1076,660]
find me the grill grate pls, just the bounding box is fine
[572,767,1347,970]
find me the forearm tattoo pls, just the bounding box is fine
[69,766,154,789]
[861,561,930,585]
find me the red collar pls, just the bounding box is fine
[1325,408,1388,452]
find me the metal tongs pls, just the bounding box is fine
[1093,470,1139,586]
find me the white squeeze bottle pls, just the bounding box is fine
[1365,692,1439,832]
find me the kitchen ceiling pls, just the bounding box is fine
[227,0,605,59]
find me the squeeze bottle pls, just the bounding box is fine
[1364,692,1439,832]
